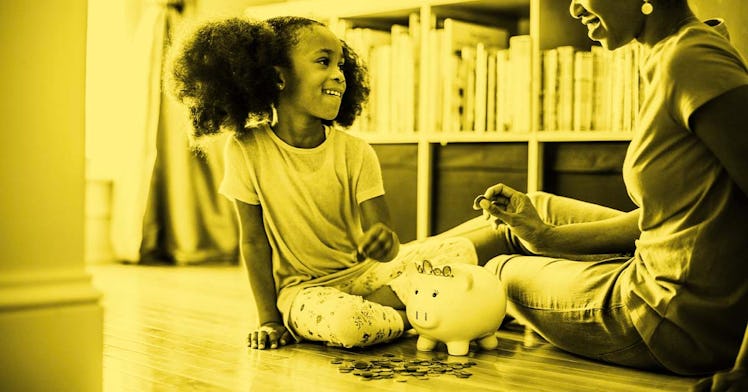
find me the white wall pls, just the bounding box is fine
[0,0,103,391]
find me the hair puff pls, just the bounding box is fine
[170,18,278,137]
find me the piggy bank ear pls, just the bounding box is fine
[455,268,474,291]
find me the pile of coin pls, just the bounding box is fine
[331,353,476,382]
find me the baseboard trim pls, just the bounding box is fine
[0,267,101,311]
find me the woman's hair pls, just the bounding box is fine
[169,16,369,138]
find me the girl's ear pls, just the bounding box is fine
[273,66,286,90]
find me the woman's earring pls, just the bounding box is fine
[641,0,653,15]
[270,104,278,127]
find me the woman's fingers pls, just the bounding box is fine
[485,183,519,200]
[478,198,512,222]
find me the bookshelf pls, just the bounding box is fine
[245,0,634,241]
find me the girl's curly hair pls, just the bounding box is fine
[169,16,369,138]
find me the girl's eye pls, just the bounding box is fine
[317,58,330,66]
[338,62,345,70]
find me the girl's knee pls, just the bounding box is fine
[289,290,403,348]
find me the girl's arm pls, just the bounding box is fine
[358,195,400,262]
[234,200,290,349]
[689,84,748,198]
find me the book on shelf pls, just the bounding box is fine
[508,34,532,133]
[340,27,390,133]
[609,47,629,132]
[474,42,488,132]
[460,45,476,132]
[439,18,509,133]
[495,49,510,132]
[591,45,611,131]
[542,48,558,131]
[556,45,575,131]
[573,51,593,131]
[337,16,419,134]
[390,23,416,134]
[486,49,497,132]
[423,28,443,133]
[622,46,633,132]
[372,44,392,133]
[541,43,643,133]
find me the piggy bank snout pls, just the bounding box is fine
[410,309,438,328]
[407,288,442,329]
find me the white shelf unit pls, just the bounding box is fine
[245,0,633,239]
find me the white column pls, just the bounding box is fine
[0,1,103,391]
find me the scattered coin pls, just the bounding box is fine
[331,353,478,381]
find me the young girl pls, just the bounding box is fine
[169,16,476,350]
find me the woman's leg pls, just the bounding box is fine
[485,254,666,371]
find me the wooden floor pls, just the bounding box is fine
[89,264,700,391]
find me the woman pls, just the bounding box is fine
[463,0,747,382]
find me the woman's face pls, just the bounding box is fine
[277,25,346,122]
[569,0,644,50]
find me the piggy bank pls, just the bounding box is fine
[405,260,506,356]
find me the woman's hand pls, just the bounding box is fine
[357,222,398,262]
[691,367,748,392]
[248,321,293,350]
[473,183,551,254]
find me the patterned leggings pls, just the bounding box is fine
[287,237,477,348]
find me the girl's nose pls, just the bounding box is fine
[333,68,345,84]
[569,0,584,19]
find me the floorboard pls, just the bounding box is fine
[89,264,700,391]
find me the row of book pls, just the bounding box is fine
[333,16,418,134]
[542,44,643,132]
[335,16,641,134]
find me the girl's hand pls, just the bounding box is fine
[248,321,293,350]
[357,223,398,262]
[473,183,550,254]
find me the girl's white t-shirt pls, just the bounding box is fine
[219,124,385,322]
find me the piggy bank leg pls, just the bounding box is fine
[446,341,470,356]
[477,334,498,351]
[416,336,438,352]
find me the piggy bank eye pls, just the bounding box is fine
[432,291,438,298]
[414,290,419,295]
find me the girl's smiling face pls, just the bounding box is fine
[569,0,644,50]
[276,25,346,122]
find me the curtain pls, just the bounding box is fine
[110,0,238,264]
